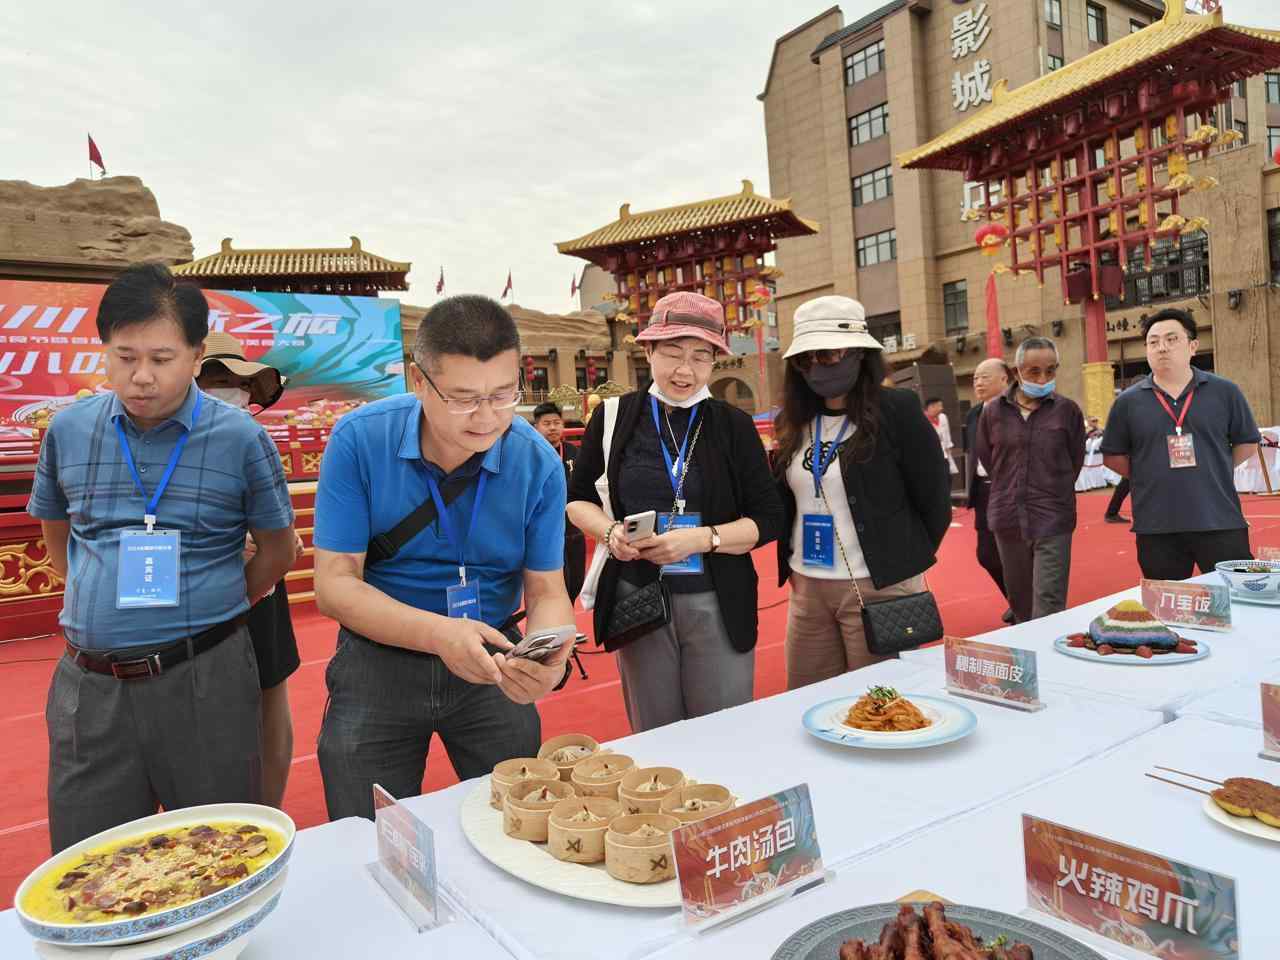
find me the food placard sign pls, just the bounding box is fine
[369,784,449,931]
[1262,683,1280,762]
[1023,815,1239,960]
[1140,579,1232,632]
[672,783,825,927]
[944,637,1043,711]
[1257,546,1280,562]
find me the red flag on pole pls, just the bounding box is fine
[435,266,444,295]
[501,271,512,299]
[87,134,106,175]
[985,273,1002,359]
[570,272,578,297]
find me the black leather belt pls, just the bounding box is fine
[67,615,247,680]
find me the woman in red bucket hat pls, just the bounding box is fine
[566,292,784,732]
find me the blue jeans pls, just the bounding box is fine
[317,627,540,820]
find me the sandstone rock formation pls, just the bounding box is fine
[0,176,193,264]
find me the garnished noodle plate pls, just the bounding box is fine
[843,686,932,733]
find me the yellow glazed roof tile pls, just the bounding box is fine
[173,236,410,278]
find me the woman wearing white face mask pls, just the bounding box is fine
[197,333,300,808]
[566,292,784,733]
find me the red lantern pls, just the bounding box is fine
[586,356,597,385]
[974,222,1009,256]
[524,355,534,385]
[1273,143,1280,166]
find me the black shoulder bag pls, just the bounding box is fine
[365,476,472,565]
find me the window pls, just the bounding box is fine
[1269,126,1280,158]
[1129,19,1145,33]
[1234,79,1246,98]
[1233,119,1247,146]
[943,281,969,335]
[848,103,890,146]
[856,229,897,267]
[843,39,885,86]
[529,366,549,393]
[852,165,893,206]
[1108,234,1210,308]
[1047,53,1064,71]
[1267,73,1280,104]
[1087,3,1107,44]
[1045,0,1062,27]
[1269,209,1280,286]
[866,312,902,343]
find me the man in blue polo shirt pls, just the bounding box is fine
[1102,307,1260,578]
[28,263,297,852]
[314,294,574,820]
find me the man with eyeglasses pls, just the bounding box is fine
[1101,308,1260,579]
[312,294,575,821]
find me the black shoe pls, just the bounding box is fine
[1104,513,1129,524]
[1001,608,1014,624]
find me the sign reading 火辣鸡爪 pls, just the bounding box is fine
[945,637,1043,711]
[1140,579,1232,632]
[1023,815,1239,960]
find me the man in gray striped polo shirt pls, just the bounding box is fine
[28,263,297,852]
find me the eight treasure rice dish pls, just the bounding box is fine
[1064,600,1198,659]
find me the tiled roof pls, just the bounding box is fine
[556,181,819,255]
[898,6,1280,171]
[811,0,907,60]
[173,236,410,278]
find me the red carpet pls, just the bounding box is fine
[3,490,1279,905]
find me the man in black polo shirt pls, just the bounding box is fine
[1101,308,1260,579]
[532,401,585,603]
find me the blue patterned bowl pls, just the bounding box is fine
[1215,559,1280,600]
[16,803,295,947]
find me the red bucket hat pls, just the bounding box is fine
[635,291,731,355]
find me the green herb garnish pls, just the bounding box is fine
[867,686,900,702]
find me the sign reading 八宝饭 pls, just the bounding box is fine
[945,637,1043,711]
[1023,815,1239,960]
[1140,579,1232,632]
[672,784,825,927]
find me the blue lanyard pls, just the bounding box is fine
[812,415,851,498]
[650,396,700,496]
[425,469,489,584]
[114,390,203,530]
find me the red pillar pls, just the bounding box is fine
[1083,297,1108,363]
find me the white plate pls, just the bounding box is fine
[801,694,977,749]
[1202,795,1280,843]
[16,803,295,947]
[459,779,679,908]
[1053,635,1210,666]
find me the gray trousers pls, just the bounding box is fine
[614,581,754,734]
[993,532,1073,624]
[47,626,263,853]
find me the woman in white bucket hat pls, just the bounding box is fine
[772,296,952,689]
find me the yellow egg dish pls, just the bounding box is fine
[21,821,284,924]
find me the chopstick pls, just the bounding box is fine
[1153,766,1224,786]
[1145,773,1212,796]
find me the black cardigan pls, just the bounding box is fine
[567,393,785,653]
[775,387,952,589]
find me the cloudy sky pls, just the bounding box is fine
[3,1,1275,313]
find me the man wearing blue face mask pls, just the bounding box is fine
[976,337,1086,623]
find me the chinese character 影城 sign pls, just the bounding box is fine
[951,2,993,112]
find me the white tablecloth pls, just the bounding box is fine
[902,574,1280,719]
[0,818,515,960]
[1176,667,1280,730]
[652,717,1279,960]
[402,659,1160,960]
[1234,428,1279,493]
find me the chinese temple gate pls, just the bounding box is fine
[173,236,410,296]
[898,2,1280,421]
[556,181,818,405]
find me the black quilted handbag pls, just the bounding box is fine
[604,578,672,648]
[860,588,944,655]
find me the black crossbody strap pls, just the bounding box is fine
[365,475,473,565]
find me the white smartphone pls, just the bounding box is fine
[623,510,658,541]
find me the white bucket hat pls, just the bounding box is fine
[783,295,884,359]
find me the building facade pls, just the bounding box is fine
[762,3,1280,422]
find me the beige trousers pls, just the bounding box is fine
[785,571,926,691]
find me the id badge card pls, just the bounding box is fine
[657,511,704,575]
[1167,432,1197,469]
[116,529,181,609]
[801,513,835,568]
[446,579,482,620]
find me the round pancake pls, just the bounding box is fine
[1211,786,1255,818]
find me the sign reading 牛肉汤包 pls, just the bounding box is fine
[1262,683,1280,762]
[1140,579,1232,632]
[1023,815,1239,960]
[945,637,1043,711]
[672,784,826,928]
[368,784,450,932]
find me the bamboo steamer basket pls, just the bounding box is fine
[490,757,558,810]
[546,797,621,864]
[537,733,601,782]
[502,779,576,842]
[570,753,635,799]
[618,767,686,815]
[659,784,734,824]
[604,814,680,884]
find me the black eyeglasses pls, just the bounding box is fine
[791,348,861,372]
